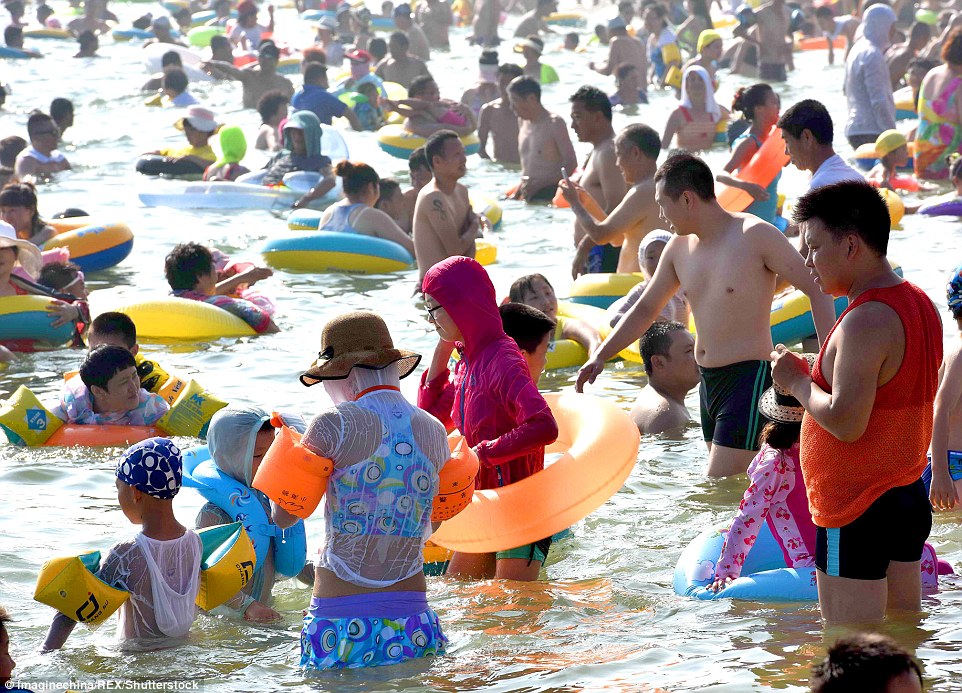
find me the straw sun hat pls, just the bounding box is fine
[300,311,421,386]
[757,353,817,424]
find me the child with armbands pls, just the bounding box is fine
[193,406,314,623]
[165,242,279,334]
[709,359,816,593]
[43,438,202,649]
[420,257,559,581]
[500,302,556,385]
[85,312,173,395]
[509,273,602,358]
[51,345,169,426]
[928,265,962,511]
[275,311,451,669]
[354,81,385,132]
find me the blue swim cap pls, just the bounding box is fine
[116,437,183,500]
[947,264,962,312]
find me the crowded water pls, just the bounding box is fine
[2,2,962,690]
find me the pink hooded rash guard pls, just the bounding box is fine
[417,256,559,489]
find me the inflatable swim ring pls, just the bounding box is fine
[138,179,342,210]
[0,295,76,351]
[261,230,414,274]
[546,11,586,27]
[112,28,164,41]
[568,272,644,309]
[795,36,846,50]
[853,140,915,172]
[0,45,41,58]
[23,28,72,39]
[894,85,916,120]
[143,42,215,82]
[45,220,134,272]
[95,298,257,341]
[716,126,789,213]
[919,196,962,216]
[187,25,224,47]
[376,123,480,159]
[429,392,639,553]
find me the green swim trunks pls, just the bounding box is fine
[495,536,552,566]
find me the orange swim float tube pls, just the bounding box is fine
[429,392,639,553]
[716,126,790,214]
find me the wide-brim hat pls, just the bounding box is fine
[514,36,544,54]
[758,353,816,423]
[175,106,221,133]
[300,311,421,386]
[0,220,42,278]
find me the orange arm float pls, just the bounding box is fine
[432,434,481,522]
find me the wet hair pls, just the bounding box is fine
[27,112,57,139]
[617,123,661,160]
[4,25,22,45]
[389,30,409,49]
[792,181,890,256]
[334,160,380,195]
[303,62,326,84]
[132,14,152,30]
[357,81,379,102]
[732,83,773,122]
[644,3,668,27]
[910,21,932,44]
[654,152,716,201]
[508,272,553,303]
[80,345,137,393]
[52,207,88,218]
[777,99,833,145]
[424,130,460,172]
[77,30,97,48]
[0,136,26,168]
[943,27,962,65]
[569,85,613,122]
[209,34,231,53]
[162,68,189,94]
[0,181,39,217]
[368,37,388,61]
[160,50,183,67]
[257,90,289,122]
[758,420,800,451]
[37,4,53,21]
[89,312,137,350]
[507,75,541,100]
[408,146,429,173]
[810,634,922,692]
[164,242,214,291]
[639,320,686,373]
[376,177,402,203]
[565,31,579,46]
[39,261,82,292]
[498,62,524,79]
[408,75,437,99]
[500,302,556,352]
[814,6,834,19]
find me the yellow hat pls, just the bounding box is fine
[875,129,907,157]
[697,29,722,53]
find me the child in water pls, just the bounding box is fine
[928,265,962,511]
[509,273,602,358]
[500,302,556,385]
[709,359,816,592]
[608,230,690,327]
[716,83,782,225]
[419,257,559,581]
[43,438,201,649]
[866,130,911,190]
[202,125,250,182]
[286,311,450,669]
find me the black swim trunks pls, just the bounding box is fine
[759,62,787,82]
[815,479,932,581]
[526,183,558,203]
[699,359,771,451]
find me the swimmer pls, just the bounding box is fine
[513,34,552,83]
[661,66,728,151]
[74,30,97,58]
[590,16,647,84]
[810,634,923,693]
[579,153,836,478]
[412,131,481,282]
[608,230,690,328]
[508,273,602,357]
[563,33,578,51]
[460,51,501,118]
[373,178,409,233]
[254,90,289,152]
[375,31,431,89]
[513,0,555,39]
[202,40,294,110]
[161,68,199,107]
[642,5,679,88]
[507,76,576,202]
[393,3,430,61]
[0,181,55,246]
[353,82,385,132]
[610,63,648,108]
[866,130,911,190]
[229,0,274,50]
[564,123,661,276]
[263,110,336,209]
[929,265,962,511]
[0,136,26,189]
[143,16,186,47]
[682,30,722,89]
[384,75,477,138]
[203,126,250,182]
[631,321,699,435]
[50,105,74,140]
[15,112,70,182]
[402,147,431,234]
[675,0,711,56]
[754,0,793,81]
[291,63,363,130]
[478,62,522,164]
[814,6,859,66]
[470,0,500,48]
[140,106,220,177]
[142,50,182,92]
[418,0,451,50]
[313,16,344,68]
[499,302,555,384]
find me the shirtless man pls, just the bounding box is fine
[754,0,792,82]
[632,320,700,435]
[566,86,627,274]
[471,0,500,47]
[392,3,430,61]
[15,113,70,181]
[413,131,480,282]
[772,181,941,624]
[478,63,522,164]
[375,31,431,88]
[202,39,294,110]
[402,147,432,234]
[254,90,288,151]
[577,152,836,478]
[590,16,647,79]
[507,76,576,202]
[513,0,555,38]
[563,123,661,276]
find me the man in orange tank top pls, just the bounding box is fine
[772,181,943,624]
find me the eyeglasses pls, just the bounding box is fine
[425,303,443,321]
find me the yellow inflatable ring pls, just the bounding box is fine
[96,298,257,341]
[376,123,481,160]
[430,392,639,553]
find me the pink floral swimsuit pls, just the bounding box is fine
[716,442,817,579]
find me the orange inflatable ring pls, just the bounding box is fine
[433,434,480,521]
[716,126,790,214]
[252,414,334,519]
[42,425,162,447]
[796,36,846,51]
[429,392,639,553]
